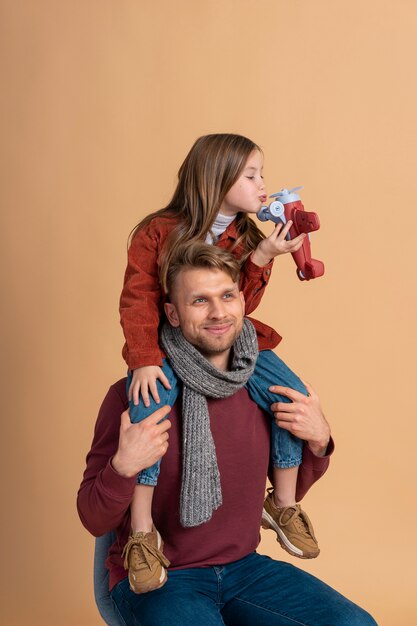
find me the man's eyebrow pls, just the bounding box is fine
[188,290,210,299]
[188,285,238,299]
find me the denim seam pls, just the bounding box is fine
[111,599,130,626]
[214,566,223,606]
[233,597,312,626]
[136,474,158,486]
[272,458,302,469]
[111,583,138,626]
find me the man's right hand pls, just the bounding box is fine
[111,405,171,478]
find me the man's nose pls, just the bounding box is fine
[208,299,227,318]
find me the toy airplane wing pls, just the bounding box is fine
[293,209,320,234]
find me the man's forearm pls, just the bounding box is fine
[77,459,136,536]
[307,421,331,457]
[308,437,330,458]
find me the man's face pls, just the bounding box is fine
[164,267,245,366]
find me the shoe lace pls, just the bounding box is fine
[122,534,170,571]
[278,505,317,540]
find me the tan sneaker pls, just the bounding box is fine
[261,489,320,559]
[122,526,170,593]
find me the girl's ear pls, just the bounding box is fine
[164,302,180,327]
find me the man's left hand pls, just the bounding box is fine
[269,381,331,457]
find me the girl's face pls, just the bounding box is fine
[220,150,266,217]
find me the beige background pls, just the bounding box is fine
[1,1,416,624]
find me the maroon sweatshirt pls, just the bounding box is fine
[77,378,333,591]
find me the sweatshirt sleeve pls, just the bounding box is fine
[76,381,137,537]
[119,220,165,370]
[295,438,335,502]
[239,255,274,316]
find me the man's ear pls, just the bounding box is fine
[164,301,180,327]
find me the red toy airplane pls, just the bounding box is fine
[257,187,325,281]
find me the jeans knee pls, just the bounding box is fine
[356,609,378,626]
[338,607,378,626]
[289,376,308,396]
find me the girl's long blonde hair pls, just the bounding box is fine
[129,133,266,289]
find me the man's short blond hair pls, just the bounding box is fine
[163,241,241,296]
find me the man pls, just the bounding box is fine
[78,243,376,625]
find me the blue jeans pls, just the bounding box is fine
[110,552,377,626]
[128,350,307,486]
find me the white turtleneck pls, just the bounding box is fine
[205,213,237,245]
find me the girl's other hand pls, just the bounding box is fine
[129,366,172,407]
[252,221,307,266]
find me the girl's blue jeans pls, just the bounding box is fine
[128,349,307,487]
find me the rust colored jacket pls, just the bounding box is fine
[120,215,281,370]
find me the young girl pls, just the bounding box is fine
[120,133,319,594]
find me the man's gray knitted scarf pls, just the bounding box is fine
[160,318,258,527]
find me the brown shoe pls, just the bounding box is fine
[122,526,170,593]
[261,489,320,559]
